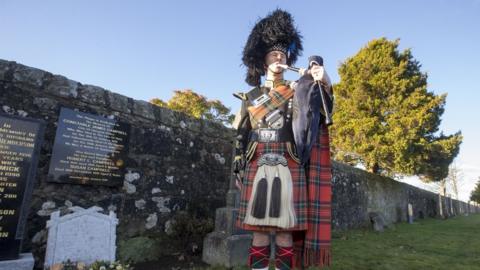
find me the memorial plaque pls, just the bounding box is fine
[0,114,44,260]
[47,108,129,186]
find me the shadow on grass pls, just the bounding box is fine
[134,214,480,270]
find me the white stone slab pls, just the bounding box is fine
[0,253,34,270]
[44,206,118,268]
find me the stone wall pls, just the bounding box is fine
[1,59,478,267]
[0,59,234,267]
[331,162,478,230]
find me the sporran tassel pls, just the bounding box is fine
[252,177,268,218]
[269,173,282,218]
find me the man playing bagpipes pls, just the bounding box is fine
[233,9,334,270]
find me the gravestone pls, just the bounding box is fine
[0,114,44,266]
[202,147,252,267]
[0,253,34,270]
[369,212,385,232]
[47,107,130,186]
[44,206,118,268]
[407,203,414,224]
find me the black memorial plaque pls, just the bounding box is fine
[47,108,129,186]
[0,114,44,260]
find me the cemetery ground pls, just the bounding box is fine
[145,213,480,270]
[326,213,480,270]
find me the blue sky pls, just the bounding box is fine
[1,0,479,201]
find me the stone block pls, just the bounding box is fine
[156,106,180,127]
[202,231,252,268]
[369,212,386,232]
[132,100,155,120]
[12,63,47,89]
[78,84,107,106]
[214,207,247,236]
[0,253,35,270]
[106,90,131,114]
[183,117,202,133]
[33,97,58,111]
[202,121,232,139]
[0,59,13,81]
[44,74,79,98]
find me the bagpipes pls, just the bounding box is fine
[278,55,333,125]
[281,55,334,164]
[234,55,334,180]
[245,55,333,125]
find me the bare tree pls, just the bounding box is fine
[447,162,463,201]
[436,162,464,216]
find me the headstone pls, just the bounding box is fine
[0,114,44,260]
[44,206,118,268]
[202,147,252,267]
[0,253,34,270]
[407,203,414,224]
[449,196,454,216]
[438,193,444,218]
[47,108,130,186]
[368,212,385,232]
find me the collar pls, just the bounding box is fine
[264,79,287,90]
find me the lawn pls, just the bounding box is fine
[326,214,480,270]
[206,214,480,270]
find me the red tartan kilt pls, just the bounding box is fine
[236,142,308,232]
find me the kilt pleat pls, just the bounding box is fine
[236,142,308,232]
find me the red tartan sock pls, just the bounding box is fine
[249,245,270,269]
[275,245,294,270]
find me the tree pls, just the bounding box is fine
[470,178,480,204]
[331,38,462,181]
[150,90,234,126]
[446,162,463,201]
[433,162,464,198]
[435,162,464,217]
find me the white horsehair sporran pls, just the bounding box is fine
[244,153,296,228]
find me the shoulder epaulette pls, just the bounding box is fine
[233,85,262,101]
[233,92,248,101]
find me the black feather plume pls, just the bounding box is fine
[242,9,303,86]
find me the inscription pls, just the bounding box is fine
[48,108,129,186]
[0,114,44,259]
[0,210,15,215]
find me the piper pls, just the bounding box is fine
[233,9,334,270]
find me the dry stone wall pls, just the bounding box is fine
[0,59,233,267]
[331,162,477,230]
[1,59,478,267]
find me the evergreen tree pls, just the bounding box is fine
[470,178,480,204]
[331,38,462,181]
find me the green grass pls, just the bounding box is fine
[207,214,480,270]
[328,214,480,270]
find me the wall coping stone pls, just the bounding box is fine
[0,59,233,140]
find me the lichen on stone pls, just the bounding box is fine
[164,219,176,235]
[135,199,146,210]
[145,213,158,229]
[151,196,171,213]
[123,181,136,194]
[151,187,162,194]
[125,170,141,183]
[37,201,56,216]
[165,175,174,184]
